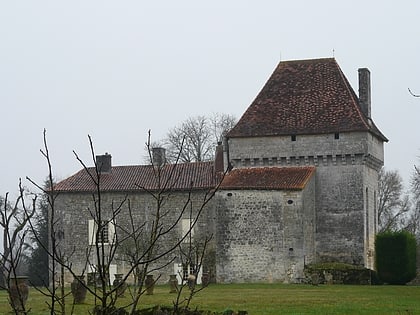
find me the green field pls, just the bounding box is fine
[2,283,420,314]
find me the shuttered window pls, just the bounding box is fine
[88,219,115,245]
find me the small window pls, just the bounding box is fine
[334,133,340,139]
[291,135,296,141]
[287,199,294,205]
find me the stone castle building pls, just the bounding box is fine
[53,57,387,284]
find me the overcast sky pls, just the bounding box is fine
[1,1,419,197]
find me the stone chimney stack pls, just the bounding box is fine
[96,153,112,173]
[358,68,371,118]
[152,147,166,167]
[214,142,224,174]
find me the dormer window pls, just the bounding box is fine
[291,135,296,141]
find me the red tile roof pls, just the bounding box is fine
[220,166,315,190]
[228,58,387,141]
[53,161,216,192]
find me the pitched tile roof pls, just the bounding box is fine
[53,161,216,192]
[220,166,315,190]
[228,58,387,141]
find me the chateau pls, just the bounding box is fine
[53,58,387,285]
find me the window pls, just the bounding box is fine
[182,263,198,280]
[88,219,115,245]
[334,133,340,139]
[174,263,203,285]
[181,218,195,242]
[291,135,296,141]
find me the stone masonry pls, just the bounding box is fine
[52,58,387,285]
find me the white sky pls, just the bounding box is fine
[1,0,419,197]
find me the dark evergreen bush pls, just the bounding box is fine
[375,231,417,284]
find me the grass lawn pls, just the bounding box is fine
[1,283,420,314]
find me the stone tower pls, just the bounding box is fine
[216,58,387,282]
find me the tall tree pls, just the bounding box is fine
[209,112,237,144]
[164,113,236,163]
[378,168,411,232]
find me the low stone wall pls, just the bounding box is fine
[304,264,372,285]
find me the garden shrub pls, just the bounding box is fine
[375,230,417,285]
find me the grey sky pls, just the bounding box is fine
[1,1,419,197]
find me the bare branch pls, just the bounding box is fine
[408,88,420,97]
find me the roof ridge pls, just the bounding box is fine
[83,160,215,169]
[333,60,371,130]
[279,57,335,64]
[53,160,217,192]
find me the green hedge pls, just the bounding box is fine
[375,231,417,284]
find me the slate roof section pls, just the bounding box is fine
[220,166,315,190]
[228,58,387,141]
[53,161,216,192]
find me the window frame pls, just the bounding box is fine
[88,219,115,245]
[181,218,195,243]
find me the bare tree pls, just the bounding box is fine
[0,127,221,314]
[400,198,420,237]
[412,165,420,202]
[209,112,236,144]
[408,164,420,236]
[0,182,35,314]
[164,113,236,163]
[172,229,213,313]
[378,168,412,232]
[26,130,222,315]
[26,129,69,315]
[123,131,220,314]
[27,179,50,287]
[166,115,212,163]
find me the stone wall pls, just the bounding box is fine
[314,163,365,265]
[215,175,315,283]
[304,264,372,285]
[226,131,383,170]
[226,130,383,270]
[53,190,216,285]
[52,128,384,285]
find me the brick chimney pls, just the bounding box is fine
[358,68,371,118]
[152,147,166,167]
[96,153,112,173]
